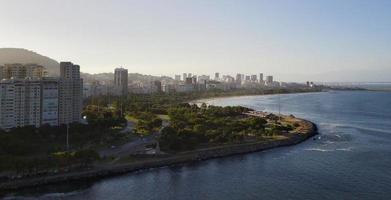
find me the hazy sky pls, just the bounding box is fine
[1,0,390,82]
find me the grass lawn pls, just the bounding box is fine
[125,115,139,123]
[157,114,170,121]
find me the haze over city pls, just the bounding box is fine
[2,1,391,199]
[1,0,390,82]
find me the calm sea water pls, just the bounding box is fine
[4,91,391,200]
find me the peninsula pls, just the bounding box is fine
[0,92,318,192]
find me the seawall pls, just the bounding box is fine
[0,119,317,192]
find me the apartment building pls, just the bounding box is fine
[0,64,45,80]
[0,79,41,128]
[59,62,83,125]
[0,62,82,130]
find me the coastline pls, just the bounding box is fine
[189,90,324,105]
[0,118,318,192]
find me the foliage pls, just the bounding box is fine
[83,87,320,116]
[158,104,271,151]
[0,149,99,174]
[83,105,126,128]
[132,112,162,135]
[0,122,123,174]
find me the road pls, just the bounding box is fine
[99,119,168,158]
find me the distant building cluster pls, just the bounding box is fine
[82,66,318,98]
[157,72,280,93]
[83,69,289,96]
[0,62,82,130]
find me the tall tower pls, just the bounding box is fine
[236,73,242,84]
[259,73,264,83]
[114,68,128,96]
[183,73,187,81]
[59,62,83,125]
[266,75,273,85]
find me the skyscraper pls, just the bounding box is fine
[215,72,220,81]
[259,73,264,83]
[236,73,242,84]
[183,73,187,81]
[154,80,162,92]
[114,68,128,96]
[59,62,83,125]
[0,62,82,130]
[0,79,42,128]
[41,78,59,126]
[266,76,273,85]
[251,75,257,82]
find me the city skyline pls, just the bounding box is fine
[1,0,391,82]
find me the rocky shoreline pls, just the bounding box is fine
[0,119,317,192]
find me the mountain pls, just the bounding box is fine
[0,48,60,76]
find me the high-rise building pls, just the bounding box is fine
[0,62,82,130]
[59,62,83,125]
[259,73,264,82]
[0,64,45,80]
[174,75,181,81]
[41,78,59,126]
[236,74,242,84]
[251,75,257,82]
[0,78,58,129]
[154,80,162,92]
[266,76,273,85]
[0,80,16,129]
[114,68,128,96]
[183,73,187,81]
[215,72,220,81]
[21,80,42,127]
[0,79,41,128]
[185,77,193,85]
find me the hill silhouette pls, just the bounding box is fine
[0,48,60,76]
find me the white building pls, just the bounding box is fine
[0,80,16,129]
[0,79,42,128]
[0,62,83,130]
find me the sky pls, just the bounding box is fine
[0,0,390,82]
